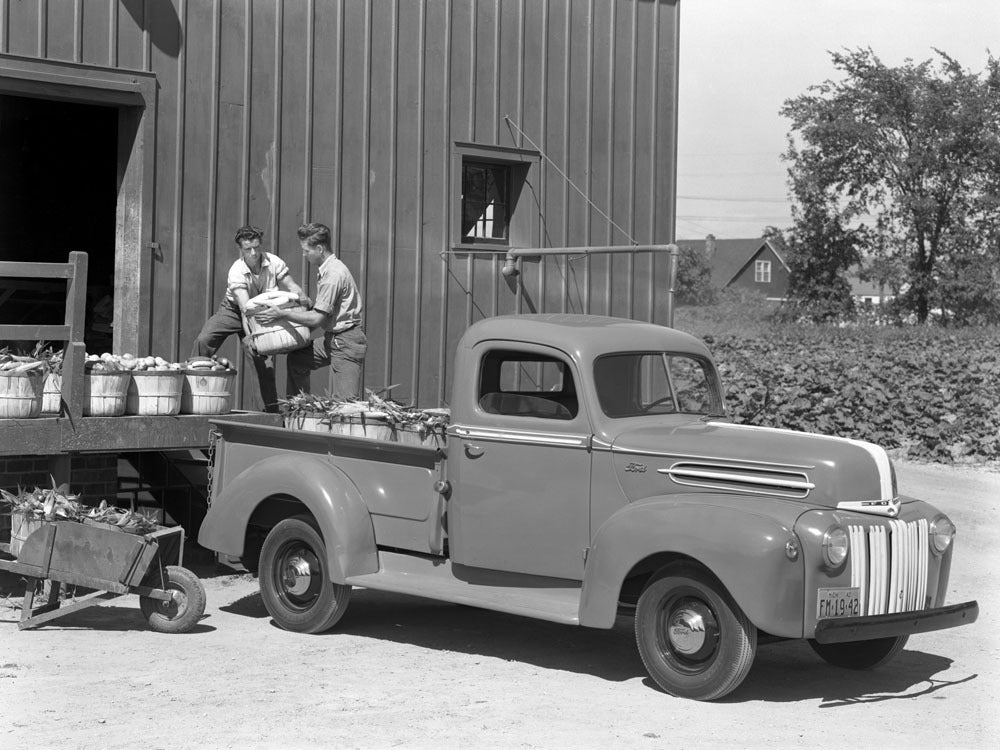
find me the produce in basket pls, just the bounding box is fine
[279,387,450,443]
[0,485,160,535]
[85,352,185,372]
[0,348,49,375]
[184,354,236,372]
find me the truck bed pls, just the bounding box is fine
[210,419,447,555]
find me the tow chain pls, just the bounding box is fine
[205,428,220,508]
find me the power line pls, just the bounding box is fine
[678,215,792,222]
[678,194,790,204]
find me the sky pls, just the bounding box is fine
[675,0,1000,240]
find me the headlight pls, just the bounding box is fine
[930,515,955,555]
[822,526,850,568]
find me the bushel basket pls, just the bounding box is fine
[0,371,44,419]
[244,290,318,355]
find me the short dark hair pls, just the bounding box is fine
[234,225,264,245]
[297,222,331,249]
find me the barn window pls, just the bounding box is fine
[462,162,510,241]
[452,143,540,250]
[754,260,771,283]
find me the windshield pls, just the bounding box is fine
[593,352,723,418]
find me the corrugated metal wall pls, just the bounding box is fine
[0,0,679,408]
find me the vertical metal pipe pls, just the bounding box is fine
[271,0,283,248]
[36,0,45,57]
[383,0,400,391]
[170,0,188,361]
[410,0,426,403]
[73,0,82,62]
[240,0,252,227]
[666,242,678,327]
[303,0,314,225]
[437,0,453,406]
[0,0,8,54]
[108,0,117,68]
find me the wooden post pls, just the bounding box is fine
[63,252,88,422]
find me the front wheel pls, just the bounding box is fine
[635,565,757,701]
[808,635,908,669]
[259,516,352,634]
[140,565,207,634]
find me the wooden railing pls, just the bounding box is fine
[0,251,88,422]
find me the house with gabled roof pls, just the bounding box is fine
[677,235,791,300]
[848,266,894,306]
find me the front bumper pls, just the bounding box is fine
[813,600,978,644]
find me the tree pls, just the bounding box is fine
[781,49,1000,323]
[776,163,861,322]
[674,244,717,306]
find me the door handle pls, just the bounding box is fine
[464,443,484,458]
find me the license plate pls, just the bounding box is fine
[816,587,860,620]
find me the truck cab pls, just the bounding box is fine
[198,314,977,701]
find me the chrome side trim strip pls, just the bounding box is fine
[591,437,614,451]
[614,446,815,471]
[450,425,589,448]
[658,467,815,491]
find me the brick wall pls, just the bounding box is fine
[0,453,119,502]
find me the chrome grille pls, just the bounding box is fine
[848,519,929,616]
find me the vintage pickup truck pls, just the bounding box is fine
[198,314,978,700]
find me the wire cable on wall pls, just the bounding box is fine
[504,115,637,246]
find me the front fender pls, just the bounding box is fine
[579,495,805,637]
[197,454,378,582]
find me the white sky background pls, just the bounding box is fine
[675,0,1000,240]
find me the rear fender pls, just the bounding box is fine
[197,454,377,582]
[579,495,805,637]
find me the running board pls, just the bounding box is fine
[345,551,583,625]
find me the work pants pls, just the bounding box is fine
[192,300,279,412]
[286,326,367,400]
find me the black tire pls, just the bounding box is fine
[635,565,757,701]
[140,565,207,634]
[808,635,908,669]
[259,516,352,634]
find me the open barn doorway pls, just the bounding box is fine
[0,94,118,353]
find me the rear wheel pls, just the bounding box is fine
[140,565,206,634]
[635,565,757,701]
[808,635,908,669]
[259,516,351,633]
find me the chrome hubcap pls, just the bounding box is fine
[282,554,314,597]
[659,596,720,667]
[668,607,708,655]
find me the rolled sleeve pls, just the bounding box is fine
[270,255,290,283]
[226,261,248,293]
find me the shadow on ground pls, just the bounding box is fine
[0,600,216,633]
[219,584,975,703]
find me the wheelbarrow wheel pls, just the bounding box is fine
[140,565,207,634]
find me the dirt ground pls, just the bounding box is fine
[1,460,997,750]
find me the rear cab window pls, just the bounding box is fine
[478,349,579,420]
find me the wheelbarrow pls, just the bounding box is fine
[0,518,206,633]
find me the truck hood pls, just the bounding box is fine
[609,419,897,512]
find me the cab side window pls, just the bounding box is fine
[478,350,578,420]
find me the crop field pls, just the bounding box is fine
[674,304,1000,464]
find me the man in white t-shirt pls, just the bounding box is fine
[192,225,306,412]
[253,222,366,399]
